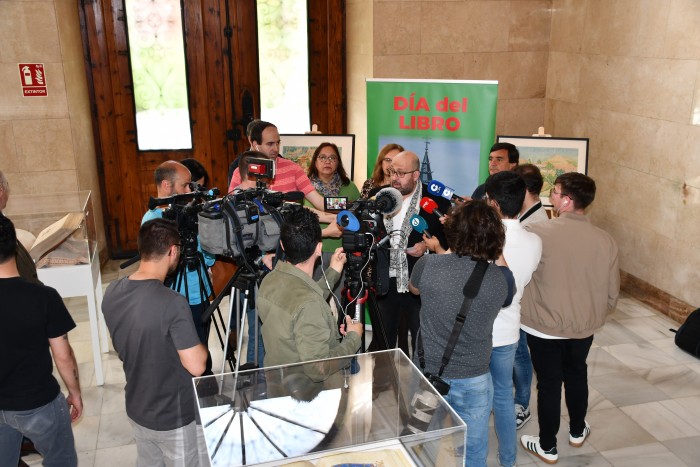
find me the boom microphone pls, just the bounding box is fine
[374,187,402,215]
[420,197,445,218]
[427,180,465,203]
[409,214,432,238]
[148,192,199,210]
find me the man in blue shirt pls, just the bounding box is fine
[142,160,216,351]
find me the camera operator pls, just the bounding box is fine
[257,207,363,381]
[142,160,216,355]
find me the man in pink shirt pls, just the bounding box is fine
[228,122,335,226]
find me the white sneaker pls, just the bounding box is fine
[569,421,591,447]
[515,403,531,430]
[521,435,558,464]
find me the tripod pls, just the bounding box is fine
[201,253,265,378]
[168,234,233,374]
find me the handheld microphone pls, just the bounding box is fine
[409,214,432,238]
[375,187,402,215]
[336,210,361,232]
[420,197,445,218]
[427,180,465,203]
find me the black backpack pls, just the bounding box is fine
[674,308,700,358]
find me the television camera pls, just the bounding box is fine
[334,187,402,349]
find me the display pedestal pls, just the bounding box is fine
[5,190,108,386]
[37,244,108,386]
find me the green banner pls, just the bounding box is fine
[366,79,498,196]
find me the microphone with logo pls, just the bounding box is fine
[409,214,432,239]
[419,197,446,219]
[427,180,466,203]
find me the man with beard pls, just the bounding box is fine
[103,218,207,466]
[369,150,451,356]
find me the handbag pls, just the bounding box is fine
[417,260,488,395]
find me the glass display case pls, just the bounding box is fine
[4,190,96,266]
[4,191,108,385]
[194,349,466,466]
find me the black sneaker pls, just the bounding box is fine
[521,435,558,464]
[515,403,531,430]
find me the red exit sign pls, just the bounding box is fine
[18,63,48,97]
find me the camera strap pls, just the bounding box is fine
[418,259,488,377]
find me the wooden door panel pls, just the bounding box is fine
[80,0,257,256]
[81,0,344,256]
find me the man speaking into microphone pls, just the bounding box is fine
[368,150,451,357]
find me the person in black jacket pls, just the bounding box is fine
[367,150,451,356]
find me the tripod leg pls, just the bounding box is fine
[367,290,391,352]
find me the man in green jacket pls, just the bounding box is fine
[257,207,363,384]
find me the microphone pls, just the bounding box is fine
[409,214,432,238]
[278,190,304,201]
[190,183,221,197]
[148,192,197,210]
[375,187,402,215]
[420,197,445,218]
[376,234,392,249]
[427,180,465,203]
[336,210,361,232]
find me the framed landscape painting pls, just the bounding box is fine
[496,135,589,206]
[280,134,355,179]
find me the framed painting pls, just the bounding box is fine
[280,134,356,180]
[496,135,589,206]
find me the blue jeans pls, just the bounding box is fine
[445,372,493,467]
[513,329,533,408]
[0,392,77,467]
[246,307,265,367]
[490,343,518,467]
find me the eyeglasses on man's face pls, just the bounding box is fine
[389,168,417,178]
[549,188,571,200]
[317,155,338,163]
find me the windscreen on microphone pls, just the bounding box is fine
[336,210,360,232]
[419,197,444,218]
[409,214,432,238]
[375,187,402,215]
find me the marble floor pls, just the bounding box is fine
[22,261,700,466]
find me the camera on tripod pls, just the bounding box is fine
[148,185,220,270]
[197,158,301,264]
[333,187,403,324]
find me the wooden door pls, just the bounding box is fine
[80,0,346,257]
[80,0,259,256]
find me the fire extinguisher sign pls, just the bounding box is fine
[18,63,48,97]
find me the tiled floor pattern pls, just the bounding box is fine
[21,261,700,466]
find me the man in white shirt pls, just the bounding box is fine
[485,171,542,467]
[511,163,549,428]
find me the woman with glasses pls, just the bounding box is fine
[360,143,404,198]
[305,143,360,296]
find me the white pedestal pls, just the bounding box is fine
[37,245,108,386]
